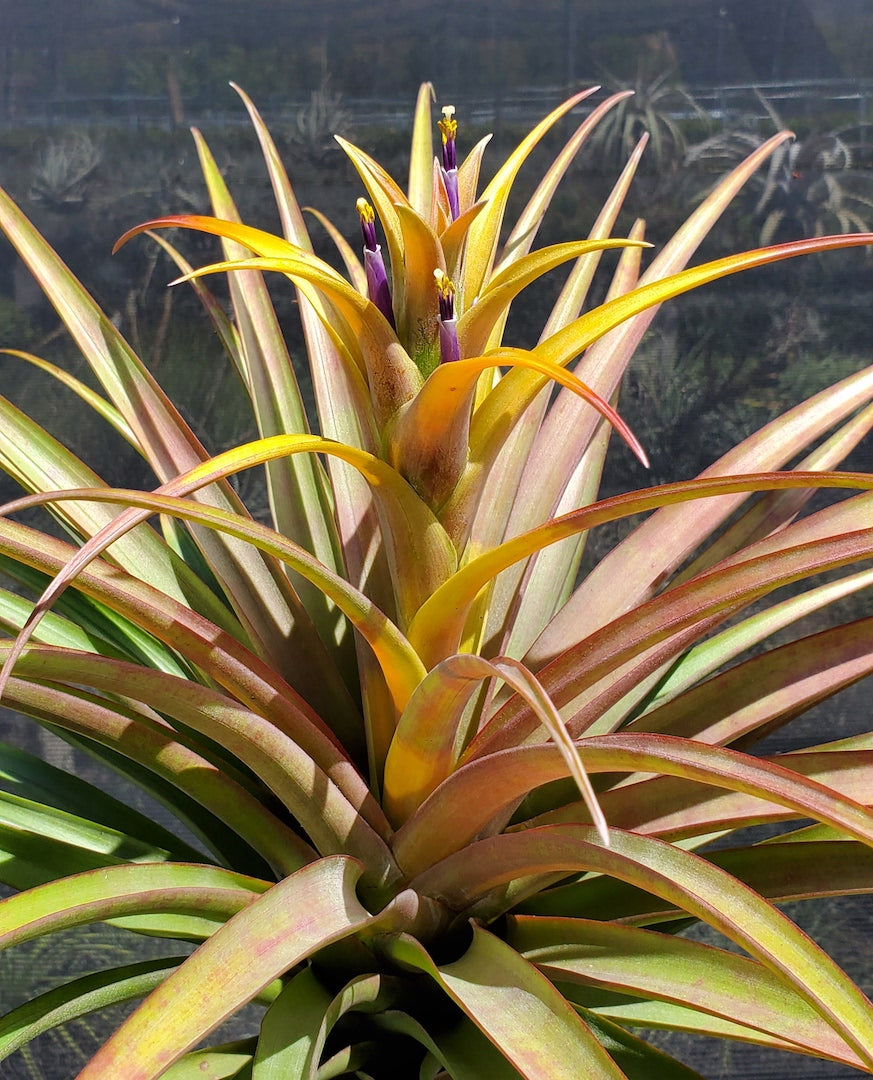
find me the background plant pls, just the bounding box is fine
[1,82,873,1079]
[685,94,873,246]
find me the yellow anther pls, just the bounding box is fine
[356,198,375,223]
[433,268,455,300]
[438,106,457,145]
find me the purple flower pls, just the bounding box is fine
[434,269,459,364]
[438,105,460,221]
[357,197,395,329]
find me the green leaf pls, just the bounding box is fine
[0,789,174,865]
[0,518,393,864]
[0,957,181,1062]
[385,927,626,1078]
[570,1011,706,1079]
[252,967,333,1079]
[3,654,314,877]
[160,1041,256,1079]
[0,737,199,859]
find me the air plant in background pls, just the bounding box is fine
[288,75,354,164]
[2,80,873,1078]
[686,93,873,244]
[29,131,103,212]
[582,67,710,173]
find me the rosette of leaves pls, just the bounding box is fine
[685,95,873,245]
[2,82,873,1079]
[582,67,710,174]
[29,131,102,213]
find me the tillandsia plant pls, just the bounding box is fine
[4,81,873,1079]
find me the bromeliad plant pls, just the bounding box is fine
[3,81,873,1078]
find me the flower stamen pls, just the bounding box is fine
[357,198,396,329]
[434,268,459,364]
[437,105,460,221]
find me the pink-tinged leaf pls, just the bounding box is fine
[709,840,873,903]
[532,358,873,670]
[75,857,372,1080]
[409,471,873,671]
[227,84,399,697]
[509,916,866,1069]
[591,564,873,737]
[462,133,799,607]
[0,190,306,674]
[627,615,873,748]
[5,642,399,878]
[0,862,269,950]
[460,88,599,307]
[0,391,240,639]
[411,825,873,1070]
[480,525,873,757]
[588,749,873,841]
[521,132,793,459]
[639,567,873,717]
[675,399,873,586]
[539,138,648,339]
[0,477,429,717]
[526,837,873,925]
[384,927,626,1079]
[191,130,344,636]
[483,223,648,662]
[394,734,873,878]
[3,656,315,876]
[231,82,311,246]
[0,517,387,835]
